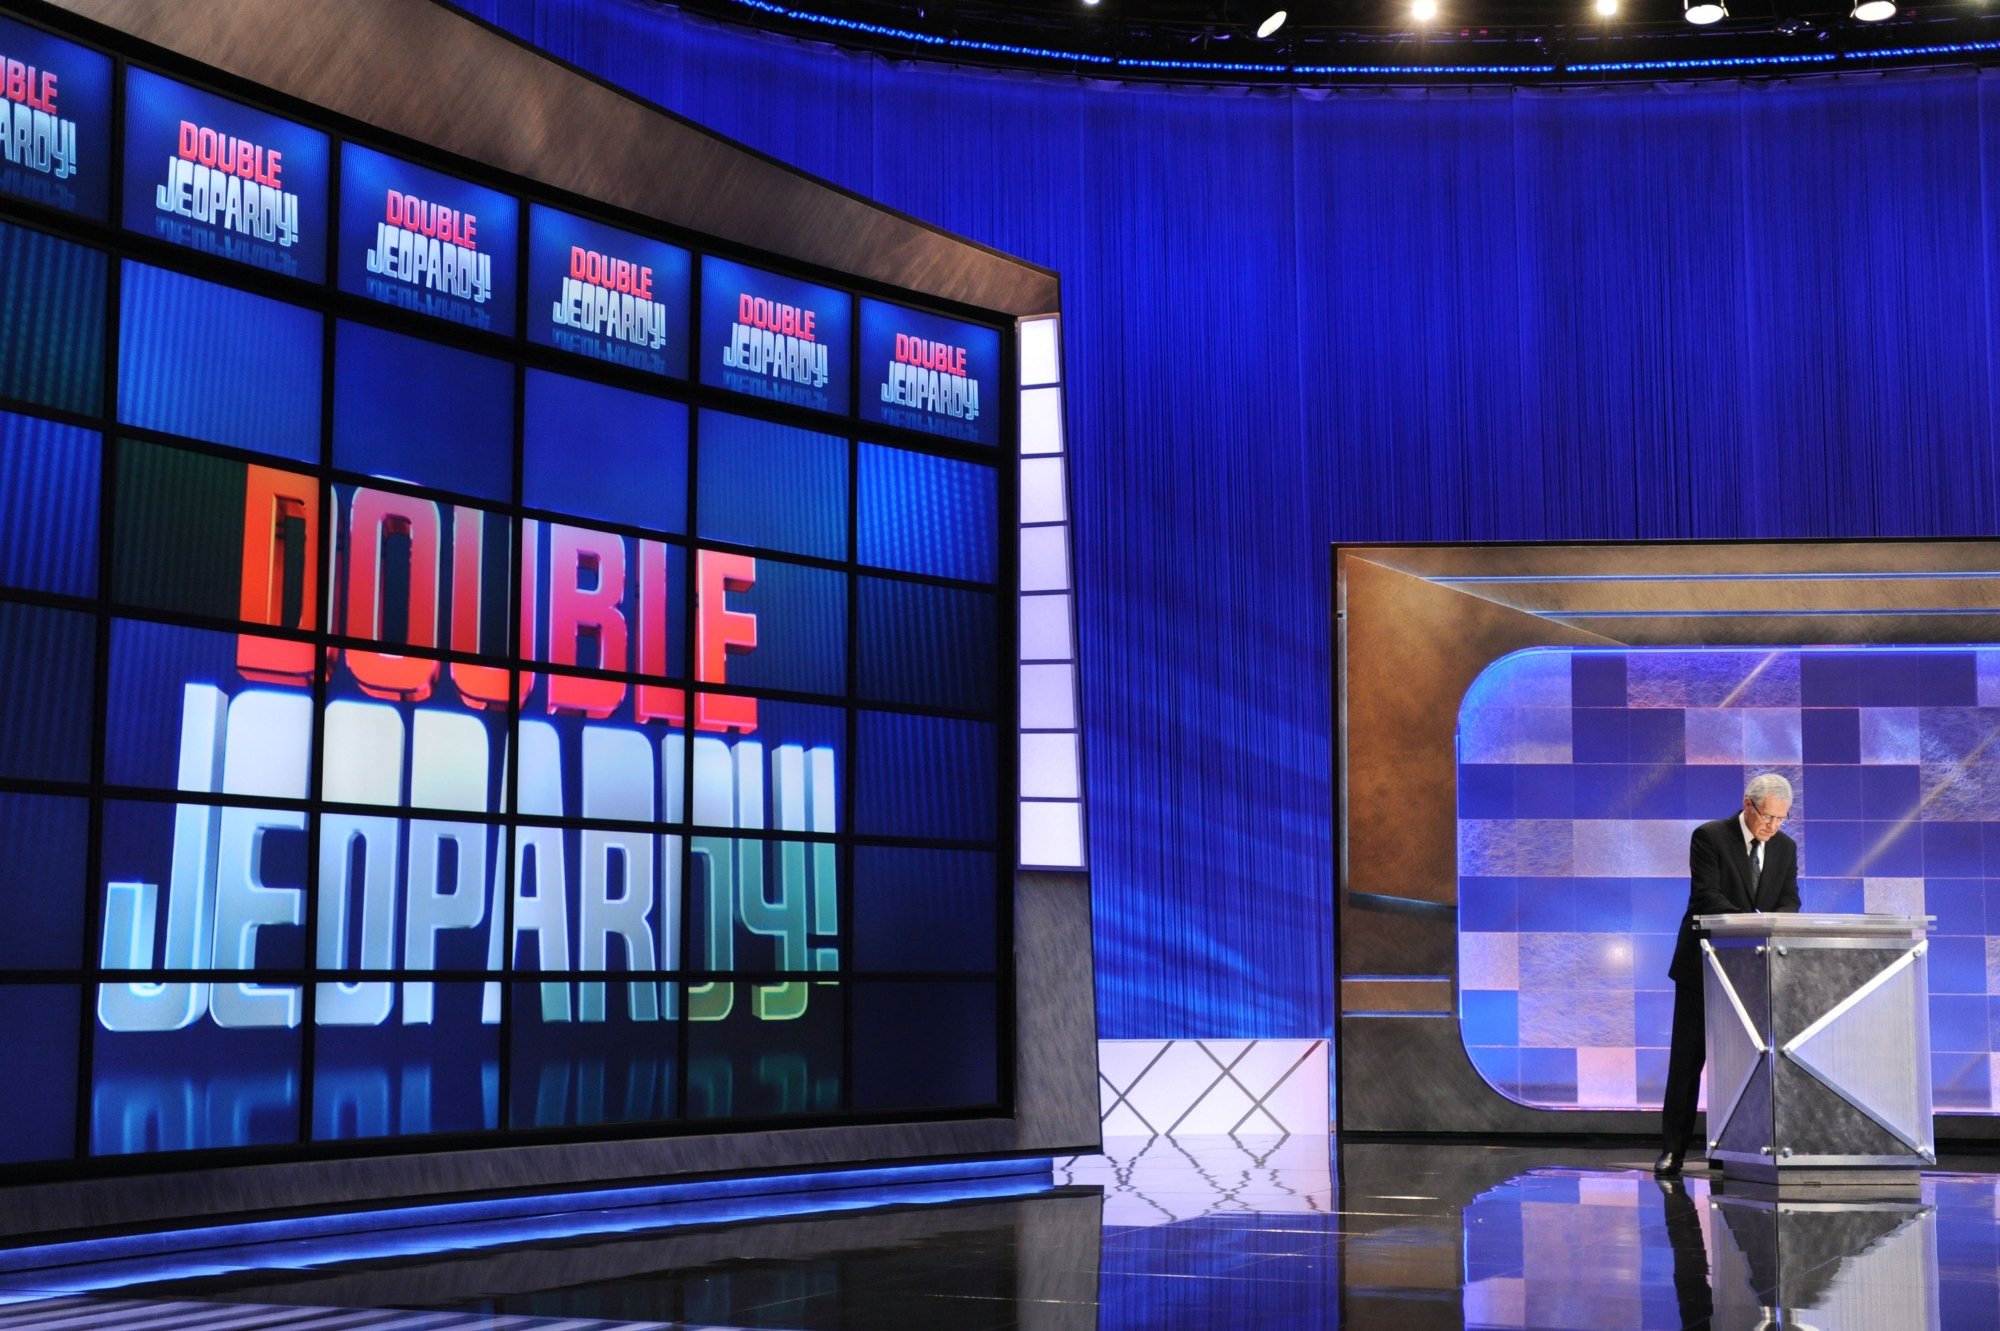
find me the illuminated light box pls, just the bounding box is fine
[0,13,111,219]
[1458,644,2000,1113]
[699,256,850,416]
[338,143,517,333]
[528,202,689,377]
[122,67,328,281]
[860,297,1001,447]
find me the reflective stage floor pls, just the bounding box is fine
[6,1136,2000,1329]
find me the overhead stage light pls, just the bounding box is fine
[1683,0,1726,21]
[1594,0,1617,14]
[1413,0,1438,21]
[1257,9,1287,35]
[1851,0,1895,18]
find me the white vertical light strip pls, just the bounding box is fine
[1017,314,1084,870]
[1020,316,1061,388]
[1019,387,1064,455]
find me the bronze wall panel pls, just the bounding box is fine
[1338,1014,1660,1135]
[1549,612,2000,644]
[1430,578,2000,615]
[1360,541,2000,579]
[1339,555,1614,911]
[1341,894,1458,977]
[1342,978,1452,1013]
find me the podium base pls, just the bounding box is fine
[1712,1157,1922,1200]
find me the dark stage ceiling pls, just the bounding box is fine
[654,0,2000,82]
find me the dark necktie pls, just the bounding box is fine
[1749,839,1762,903]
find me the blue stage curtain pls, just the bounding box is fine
[458,0,2000,1042]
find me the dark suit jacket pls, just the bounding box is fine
[1666,813,1799,984]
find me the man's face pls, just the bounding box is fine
[1744,796,1790,842]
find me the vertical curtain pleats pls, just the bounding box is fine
[460,1,2000,1041]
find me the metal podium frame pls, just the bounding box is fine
[1698,913,1935,1191]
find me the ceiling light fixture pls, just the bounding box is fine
[1851,0,1895,18]
[1412,0,1438,21]
[1684,0,1726,21]
[1257,9,1287,36]
[1595,0,1618,14]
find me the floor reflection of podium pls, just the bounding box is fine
[1708,1190,1940,1331]
[1699,913,1935,1194]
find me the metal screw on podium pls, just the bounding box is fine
[1775,946,1788,956]
[1755,945,1767,955]
[1760,1145,1773,1155]
[1708,1139,1718,1150]
[1779,1147,1793,1159]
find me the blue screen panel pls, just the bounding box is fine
[851,981,998,1111]
[0,793,87,969]
[319,696,518,823]
[100,798,310,972]
[327,487,513,668]
[523,369,687,533]
[122,67,329,281]
[0,219,105,414]
[506,694,685,832]
[505,817,677,984]
[90,1016,301,1155]
[335,321,512,501]
[857,443,997,582]
[320,814,497,977]
[0,600,93,782]
[696,410,845,561]
[857,577,999,713]
[685,982,842,1119]
[313,983,499,1140]
[525,521,686,681]
[527,202,689,377]
[105,617,265,790]
[715,556,845,697]
[0,985,80,1163]
[338,143,517,334]
[699,257,850,416]
[508,982,679,1129]
[859,298,1001,447]
[688,698,845,833]
[0,409,98,596]
[688,837,840,981]
[852,846,998,973]
[0,14,112,219]
[112,439,313,628]
[117,260,322,461]
[855,711,997,842]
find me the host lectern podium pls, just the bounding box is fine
[1697,912,1935,1192]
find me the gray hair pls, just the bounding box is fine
[1745,772,1793,807]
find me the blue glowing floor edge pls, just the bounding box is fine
[0,1157,1058,1302]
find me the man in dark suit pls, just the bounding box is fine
[1655,771,1799,1175]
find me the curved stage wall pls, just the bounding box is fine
[461,1,2000,1055]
